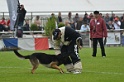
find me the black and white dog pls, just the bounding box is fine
[13,50,64,74]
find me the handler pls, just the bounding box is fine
[52,26,83,74]
[90,11,107,57]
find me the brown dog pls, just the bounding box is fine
[13,50,64,74]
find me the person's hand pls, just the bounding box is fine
[104,38,107,46]
[90,38,93,41]
[112,27,115,30]
[77,43,83,50]
[78,46,82,50]
[76,37,83,49]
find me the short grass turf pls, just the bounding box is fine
[0,47,124,82]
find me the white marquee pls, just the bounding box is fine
[0,0,124,12]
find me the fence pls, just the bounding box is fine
[0,10,124,20]
[79,30,124,47]
[0,10,124,24]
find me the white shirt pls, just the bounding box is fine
[113,21,121,29]
[80,24,90,32]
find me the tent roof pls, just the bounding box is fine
[0,0,124,12]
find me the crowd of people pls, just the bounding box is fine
[57,12,124,31]
[0,11,124,32]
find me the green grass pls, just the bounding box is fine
[0,47,124,82]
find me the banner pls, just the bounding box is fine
[6,0,18,30]
[121,35,124,45]
[106,32,121,44]
[1,38,49,50]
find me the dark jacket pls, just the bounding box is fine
[53,26,82,55]
[76,20,83,30]
[19,8,26,22]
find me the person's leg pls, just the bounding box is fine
[98,38,106,57]
[60,45,74,72]
[0,24,7,31]
[67,42,82,73]
[92,38,98,57]
[0,24,3,31]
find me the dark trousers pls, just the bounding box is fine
[58,41,81,65]
[92,38,106,56]
[0,24,8,31]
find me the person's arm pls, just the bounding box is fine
[102,19,108,38]
[102,19,108,45]
[87,25,90,31]
[103,37,107,46]
[76,37,83,49]
[23,9,27,15]
[89,20,93,40]
[115,21,121,27]
[80,25,84,32]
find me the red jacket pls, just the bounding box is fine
[7,20,10,26]
[90,17,107,38]
[0,20,6,25]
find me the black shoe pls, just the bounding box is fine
[92,55,96,57]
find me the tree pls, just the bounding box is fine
[44,17,56,40]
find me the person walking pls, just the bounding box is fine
[89,11,108,57]
[52,26,83,74]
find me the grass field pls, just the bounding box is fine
[0,47,124,82]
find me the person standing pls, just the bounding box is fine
[113,17,121,30]
[89,11,107,57]
[76,17,83,30]
[52,26,83,74]
[57,12,63,24]
[18,4,27,27]
[64,12,75,30]
[17,4,27,37]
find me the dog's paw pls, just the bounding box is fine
[31,71,34,74]
[60,71,64,74]
[31,70,34,74]
[59,69,64,74]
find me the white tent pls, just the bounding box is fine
[0,0,124,12]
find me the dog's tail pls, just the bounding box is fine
[13,50,30,59]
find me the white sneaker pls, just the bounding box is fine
[102,56,106,58]
[73,71,81,74]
